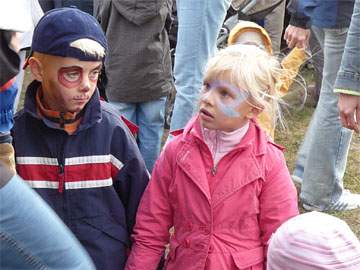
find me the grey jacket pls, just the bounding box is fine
[335,0,360,95]
[94,0,174,103]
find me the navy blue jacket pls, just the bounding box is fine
[12,81,149,269]
[288,0,355,28]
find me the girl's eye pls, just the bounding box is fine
[202,83,210,92]
[219,89,229,97]
[89,70,100,81]
[218,88,234,99]
[64,71,81,82]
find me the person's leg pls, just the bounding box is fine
[137,96,166,172]
[0,174,94,269]
[264,0,286,55]
[299,26,356,211]
[292,29,325,183]
[169,0,231,132]
[109,101,137,124]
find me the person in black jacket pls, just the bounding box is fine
[39,0,93,14]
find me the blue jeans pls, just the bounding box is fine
[293,26,353,210]
[0,174,95,269]
[169,0,231,131]
[111,97,166,172]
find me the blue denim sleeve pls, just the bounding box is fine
[0,173,96,270]
[335,0,360,94]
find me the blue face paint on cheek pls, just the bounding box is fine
[218,102,241,117]
[209,80,249,118]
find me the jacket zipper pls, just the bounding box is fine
[209,137,246,177]
[59,112,65,128]
[211,166,217,176]
[211,132,219,176]
[58,163,65,193]
[58,133,68,193]
[198,131,246,176]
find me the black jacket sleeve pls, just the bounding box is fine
[287,0,311,28]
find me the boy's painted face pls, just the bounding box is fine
[199,73,257,132]
[33,55,102,113]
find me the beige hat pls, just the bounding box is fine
[228,20,273,54]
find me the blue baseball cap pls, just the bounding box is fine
[30,7,107,61]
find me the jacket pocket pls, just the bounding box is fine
[232,247,264,269]
[80,216,130,246]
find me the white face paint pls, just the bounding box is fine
[201,80,249,118]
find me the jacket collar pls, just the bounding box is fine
[23,80,102,134]
[173,115,273,205]
[179,115,269,157]
[24,80,102,134]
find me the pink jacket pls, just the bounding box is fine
[126,117,299,270]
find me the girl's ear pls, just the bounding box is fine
[246,106,263,119]
[28,57,44,82]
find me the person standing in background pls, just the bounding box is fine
[39,0,93,14]
[167,0,231,137]
[285,0,359,211]
[264,0,287,55]
[13,0,43,112]
[94,0,174,172]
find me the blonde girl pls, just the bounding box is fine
[125,45,299,270]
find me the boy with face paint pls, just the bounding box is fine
[0,3,97,269]
[11,8,149,269]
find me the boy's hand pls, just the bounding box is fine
[284,25,311,49]
[338,93,360,133]
[0,81,18,133]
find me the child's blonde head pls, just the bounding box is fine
[204,44,285,128]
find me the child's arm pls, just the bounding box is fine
[259,145,299,254]
[126,146,174,270]
[111,126,150,236]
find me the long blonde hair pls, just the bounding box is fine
[204,44,285,128]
